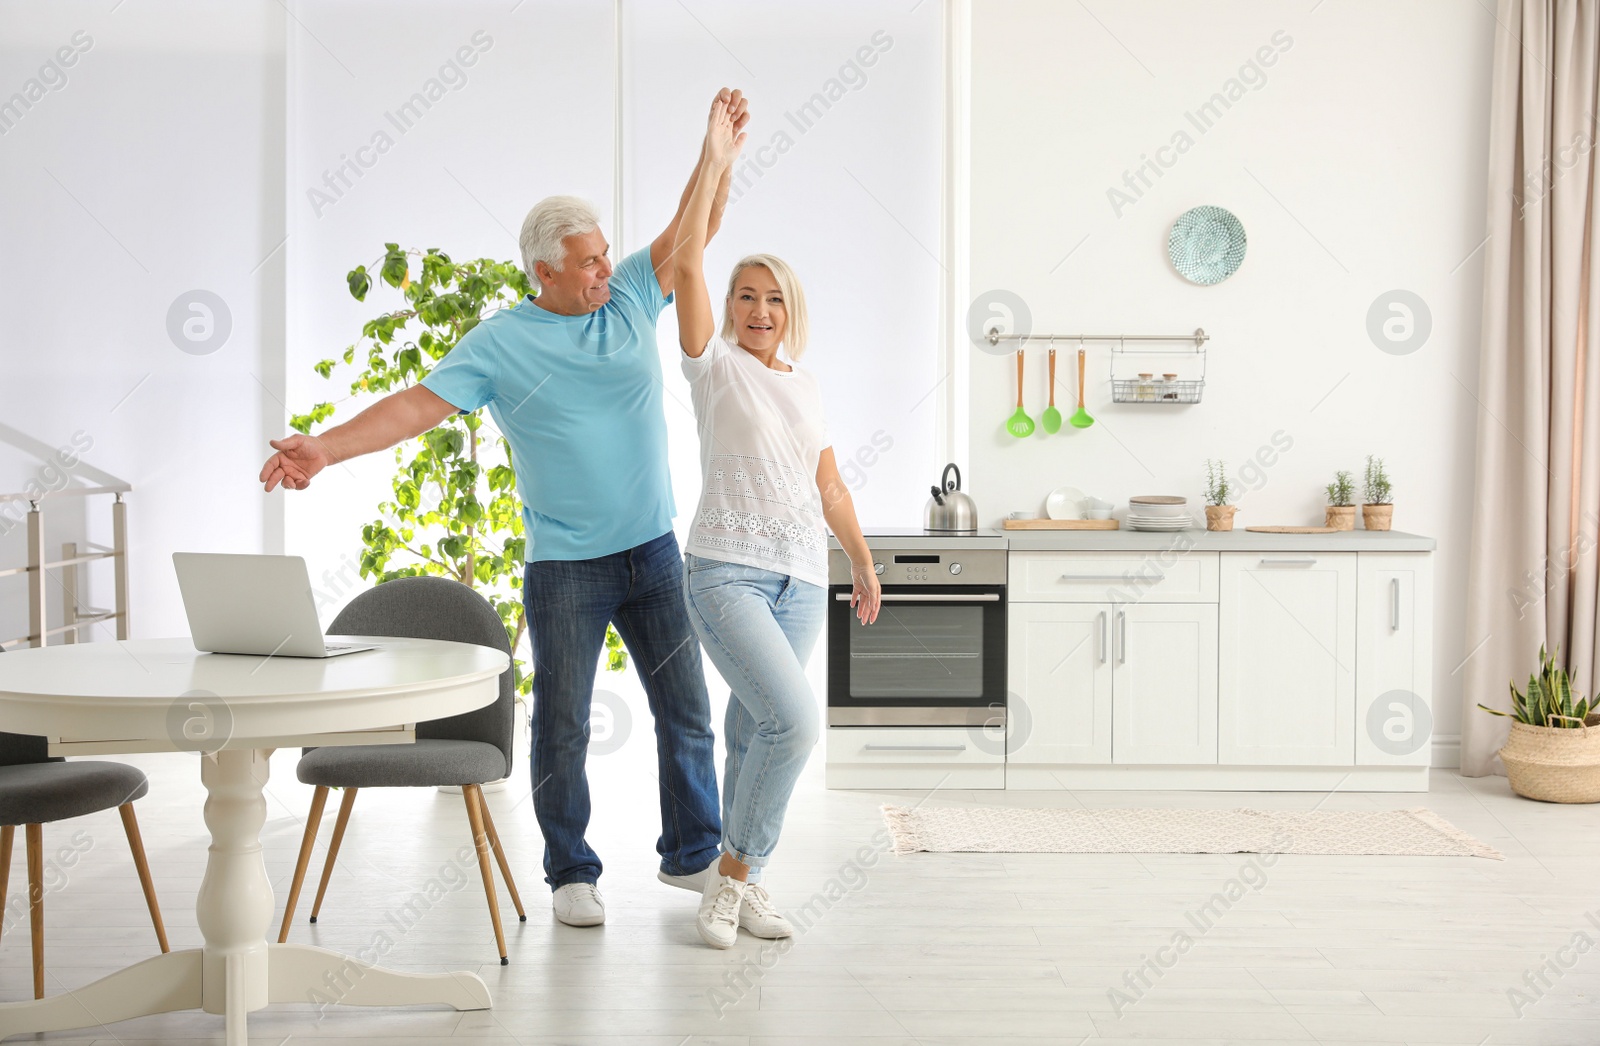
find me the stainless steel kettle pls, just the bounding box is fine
[924,463,978,534]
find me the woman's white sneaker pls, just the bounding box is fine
[552,882,605,926]
[697,872,747,949]
[738,883,794,939]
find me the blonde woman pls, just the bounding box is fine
[672,96,881,948]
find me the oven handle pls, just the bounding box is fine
[833,593,1000,603]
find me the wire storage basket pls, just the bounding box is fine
[1109,331,1207,405]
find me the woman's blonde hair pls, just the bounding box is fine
[720,254,809,359]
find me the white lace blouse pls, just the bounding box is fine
[681,336,830,587]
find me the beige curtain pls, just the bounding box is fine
[1464,0,1600,776]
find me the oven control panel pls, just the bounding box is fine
[828,547,1007,586]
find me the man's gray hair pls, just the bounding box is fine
[519,196,601,291]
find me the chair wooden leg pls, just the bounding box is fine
[309,787,357,924]
[26,823,43,1000]
[278,786,328,943]
[117,804,169,953]
[0,824,12,946]
[462,785,508,965]
[472,786,526,922]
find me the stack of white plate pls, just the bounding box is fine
[1126,495,1192,531]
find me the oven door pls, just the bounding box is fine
[827,585,1006,726]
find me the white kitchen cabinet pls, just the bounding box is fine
[1010,551,1219,603]
[1355,553,1435,766]
[1008,599,1217,766]
[1113,603,1219,765]
[1007,603,1112,764]
[1218,552,1357,766]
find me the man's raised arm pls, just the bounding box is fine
[258,384,457,492]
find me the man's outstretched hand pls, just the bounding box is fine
[259,434,333,492]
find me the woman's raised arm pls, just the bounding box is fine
[673,96,746,358]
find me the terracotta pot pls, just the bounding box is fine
[1499,715,1600,803]
[1204,505,1237,532]
[1362,504,1393,531]
[1324,505,1356,531]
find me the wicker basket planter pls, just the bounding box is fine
[1499,714,1600,803]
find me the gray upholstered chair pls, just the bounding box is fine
[0,649,169,999]
[276,576,526,964]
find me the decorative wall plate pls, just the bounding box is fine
[1168,205,1247,285]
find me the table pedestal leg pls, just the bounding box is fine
[267,943,491,1009]
[0,747,491,1043]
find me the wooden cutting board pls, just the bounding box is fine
[1003,519,1120,530]
[1245,525,1339,533]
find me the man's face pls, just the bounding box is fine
[540,229,613,313]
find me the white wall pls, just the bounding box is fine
[964,0,1493,752]
[0,1,285,645]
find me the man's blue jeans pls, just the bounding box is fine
[523,530,721,889]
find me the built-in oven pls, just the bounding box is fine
[827,546,1006,727]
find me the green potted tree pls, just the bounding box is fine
[293,243,628,703]
[1479,645,1600,803]
[1203,459,1236,531]
[1324,470,1355,531]
[1362,455,1393,531]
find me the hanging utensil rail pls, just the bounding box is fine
[985,327,1209,347]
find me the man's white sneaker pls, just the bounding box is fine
[696,872,747,949]
[737,883,794,939]
[657,861,715,894]
[552,882,605,927]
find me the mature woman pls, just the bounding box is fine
[671,97,881,949]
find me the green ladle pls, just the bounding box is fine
[1041,343,1062,434]
[1070,347,1095,429]
[1006,349,1035,438]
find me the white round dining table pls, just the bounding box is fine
[0,636,510,1045]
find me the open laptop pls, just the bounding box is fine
[173,553,375,658]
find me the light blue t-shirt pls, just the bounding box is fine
[420,247,675,563]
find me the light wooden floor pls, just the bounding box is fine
[1,730,1595,1045]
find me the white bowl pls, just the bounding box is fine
[1085,508,1113,520]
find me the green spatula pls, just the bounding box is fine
[1041,344,1062,434]
[1070,348,1095,429]
[1006,349,1035,438]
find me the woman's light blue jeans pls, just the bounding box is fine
[684,554,825,876]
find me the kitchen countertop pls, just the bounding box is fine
[1002,528,1435,552]
[830,529,1434,552]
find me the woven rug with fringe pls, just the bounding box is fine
[880,805,1504,860]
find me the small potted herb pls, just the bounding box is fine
[1203,459,1236,531]
[1362,455,1393,531]
[1478,645,1600,803]
[1324,470,1355,530]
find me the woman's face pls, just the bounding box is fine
[727,265,786,354]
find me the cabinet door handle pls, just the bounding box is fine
[863,744,967,752]
[1058,572,1165,582]
[1258,557,1317,568]
[1117,610,1127,664]
[1098,610,1108,663]
[1391,577,1400,631]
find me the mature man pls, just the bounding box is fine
[259,89,749,928]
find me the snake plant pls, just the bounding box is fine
[1478,645,1593,728]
